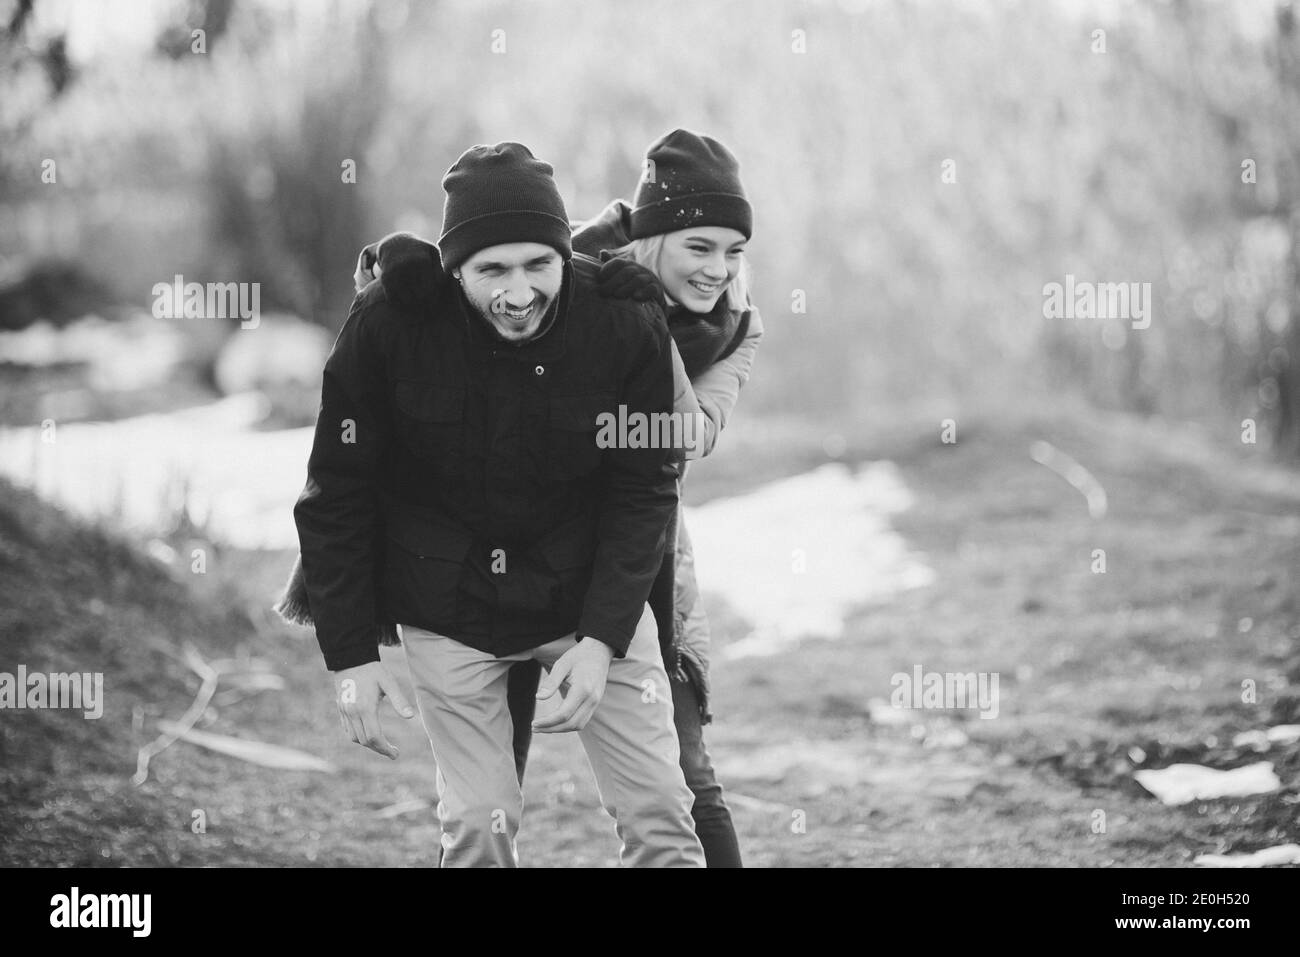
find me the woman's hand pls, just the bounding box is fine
[353,232,446,307]
[596,251,663,302]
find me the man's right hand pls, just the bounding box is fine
[353,231,446,308]
[334,660,416,760]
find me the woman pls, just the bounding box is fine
[563,129,760,868]
[321,129,760,866]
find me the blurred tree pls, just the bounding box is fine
[2,0,1296,455]
[155,0,235,59]
[0,0,74,151]
[1270,1,1300,459]
[198,3,390,323]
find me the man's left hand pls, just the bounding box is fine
[533,637,615,733]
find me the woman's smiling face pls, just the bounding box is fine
[655,226,747,313]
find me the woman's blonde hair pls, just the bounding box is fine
[613,233,752,313]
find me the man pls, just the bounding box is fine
[291,142,704,867]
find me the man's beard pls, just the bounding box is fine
[469,292,551,342]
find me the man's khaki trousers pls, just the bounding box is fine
[400,604,705,867]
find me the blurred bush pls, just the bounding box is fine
[0,259,116,329]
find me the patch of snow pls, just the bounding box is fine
[1134,762,1281,806]
[687,462,934,658]
[922,727,969,749]
[1231,725,1300,751]
[0,313,202,391]
[1194,844,1300,868]
[867,697,911,726]
[213,315,330,394]
[0,394,311,549]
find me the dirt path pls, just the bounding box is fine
[3,404,1296,867]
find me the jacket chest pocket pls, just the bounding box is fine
[394,379,465,475]
[547,393,613,481]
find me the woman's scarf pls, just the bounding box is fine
[666,295,749,380]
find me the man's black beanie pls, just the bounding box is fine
[629,129,752,240]
[438,142,573,271]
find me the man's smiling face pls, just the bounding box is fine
[454,242,563,342]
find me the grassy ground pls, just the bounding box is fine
[2,398,1297,867]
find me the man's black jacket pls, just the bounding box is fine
[292,254,680,671]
